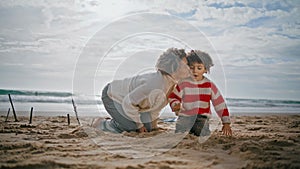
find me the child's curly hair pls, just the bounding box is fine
[187,50,214,72]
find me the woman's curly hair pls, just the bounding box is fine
[156,48,186,75]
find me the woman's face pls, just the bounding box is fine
[172,57,192,81]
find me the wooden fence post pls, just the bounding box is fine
[71,99,80,125]
[5,108,10,122]
[8,94,18,122]
[29,107,33,124]
[67,114,70,125]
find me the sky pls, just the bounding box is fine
[0,0,300,101]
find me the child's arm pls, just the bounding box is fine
[210,82,232,136]
[168,85,183,116]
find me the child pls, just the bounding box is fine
[168,50,232,136]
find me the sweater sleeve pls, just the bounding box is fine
[168,85,182,110]
[210,82,231,124]
[122,84,148,128]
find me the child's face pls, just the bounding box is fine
[189,62,207,81]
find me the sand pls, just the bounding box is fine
[0,114,300,169]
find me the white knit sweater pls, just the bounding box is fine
[107,71,177,128]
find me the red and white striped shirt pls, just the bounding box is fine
[168,77,231,123]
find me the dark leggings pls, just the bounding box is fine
[175,114,210,136]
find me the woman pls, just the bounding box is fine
[94,48,191,133]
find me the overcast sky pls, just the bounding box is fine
[0,0,299,100]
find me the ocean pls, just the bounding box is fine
[1,89,300,117]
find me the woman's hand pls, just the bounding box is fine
[222,123,232,136]
[138,126,148,133]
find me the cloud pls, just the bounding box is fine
[243,16,275,28]
[0,0,299,100]
[207,1,246,9]
[166,9,197,19]
[0,5,45,30]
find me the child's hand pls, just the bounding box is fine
[222,123,232,136]
[172,103,181,115]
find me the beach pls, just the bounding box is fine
[1,114,300,169]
